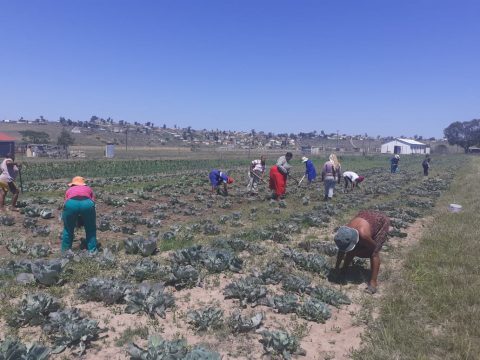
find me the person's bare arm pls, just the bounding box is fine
[335,251,345,269]
[342,251,355,269]
[369,252,381,291]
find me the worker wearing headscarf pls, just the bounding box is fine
[209,169,234,195]
[343,171,365,191]
[302,157,317,184]
[269,152,292,199]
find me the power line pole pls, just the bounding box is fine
[125,128,128,151]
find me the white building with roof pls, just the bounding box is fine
[381,138,430,155]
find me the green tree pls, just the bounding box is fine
[444,119,480,153]
[57,128,75,149]
[19,130,50,144]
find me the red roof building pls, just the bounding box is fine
[0,132,16,156]
[0,132,16,141]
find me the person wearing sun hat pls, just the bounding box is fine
[334,210,390,294]
[302,156,317,184]
[209,169,234,196]
[390,154,400,173]
[342,171,365,191]
[61,176,97,252]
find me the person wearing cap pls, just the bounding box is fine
[209,169,234,195]
[0,153,21,211]
[269,152,293,200]
[390,154,400,173]
[302,157,317,184]
[247,156,266,195]
[61,176,97,252]
[343,171,365,191]
[334,210,390,294]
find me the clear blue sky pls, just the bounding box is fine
[1,0,479,138]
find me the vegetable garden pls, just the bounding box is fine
[0,154,464,359]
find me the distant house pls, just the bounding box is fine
[301,146,311,154]
[381,138,430,155]
[0,132,16,157]
[71,127,82,134]
[468,146,480,154]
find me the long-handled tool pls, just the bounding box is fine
[18,167,24,193]
[251,171,266,183]
[288,173,300,185]
[297,175,306,186]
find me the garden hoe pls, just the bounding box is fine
[288,174,301,186]
[251,171,266,184]
[18,167,24,193]
[297,175,306,186]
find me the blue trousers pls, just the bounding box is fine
[62,198,97,252]
[324,176,336,199]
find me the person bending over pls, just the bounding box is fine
[334,210,390,294]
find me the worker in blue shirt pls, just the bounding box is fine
[302,157,317,184]
[390,155,400,173]
[209,169,234,195]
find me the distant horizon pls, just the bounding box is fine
[1,1,479,139]
[1,117,444,140]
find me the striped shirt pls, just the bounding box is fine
[0,158,18,183]
[251,159,265,173]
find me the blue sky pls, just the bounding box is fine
[0,0,479,138]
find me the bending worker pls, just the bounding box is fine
[62,176,97,252]
[0,153,21,211]
[269,152,293,200]
[334,210,390,294]
[209,169,234,195]
[343,171,365,191]
[247,155,266,195]
[302,156,317,184]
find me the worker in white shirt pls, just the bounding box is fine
[247,156,266,195]
[343,171,365,191]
